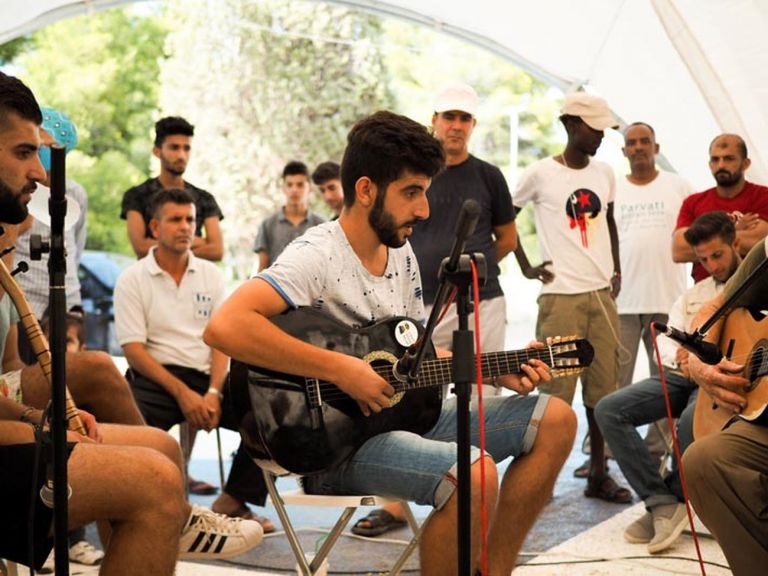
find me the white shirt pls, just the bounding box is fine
[114,247,225,373]
[515,157,616,294]
[614,171,693,314]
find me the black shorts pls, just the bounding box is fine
[0,442,75,570]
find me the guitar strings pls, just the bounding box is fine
[303,346,582,404]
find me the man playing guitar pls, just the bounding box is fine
[205,110,578,576]
[683,235,768,576]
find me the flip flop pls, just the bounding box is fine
[188,478,218,495]
[351,509,407,537]
[584,474,632,504]
[226,504,277,534]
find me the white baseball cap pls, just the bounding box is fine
[561,92,618,131]
[433,83,479,116]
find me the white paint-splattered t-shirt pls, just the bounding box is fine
[259,220,425,328]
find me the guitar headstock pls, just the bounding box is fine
[546,336,595,378]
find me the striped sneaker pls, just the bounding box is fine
[178,505,263,560]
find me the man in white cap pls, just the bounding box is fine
[352,82,520,538]
[514,92,631,503]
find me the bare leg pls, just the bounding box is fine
[21,351,145,425]
[486,398,576,574]
[419,455,499,576]
[68,443,186,576]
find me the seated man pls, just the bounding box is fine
[114,188,272,531]
[595,211,741,554]
[0,70,261,573]
[684,235,768,576]
[204,110,577,575]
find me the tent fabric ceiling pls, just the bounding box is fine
[3,0,767,188]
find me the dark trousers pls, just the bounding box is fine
[128,365,267,506]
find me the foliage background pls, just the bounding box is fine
[2,0,561,277]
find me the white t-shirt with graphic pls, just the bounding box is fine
[515,157,616,295]
[260,220,425,327]
[615,171,693,314]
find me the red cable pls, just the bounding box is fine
[471,260,489,576]
[649,322,707,576]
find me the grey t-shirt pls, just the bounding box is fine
[259,220,424,327]
[254,208,326,265]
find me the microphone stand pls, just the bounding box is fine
[395,200,484,574]
[48,144,71,576]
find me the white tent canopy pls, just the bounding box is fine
[3,0,768,188]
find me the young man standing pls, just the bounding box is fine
[254,160,325,271]
[205,110,576,575]
[311,160,344,218]
[514,92,628,503]
[121,116,224,261]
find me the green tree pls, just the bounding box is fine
[160,0,395,279]
[15,7,168,254]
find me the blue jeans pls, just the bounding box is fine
[595,369,697,509]
[303,393,550,509]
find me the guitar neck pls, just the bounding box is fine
[398,348,552,391]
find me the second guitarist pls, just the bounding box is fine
[205,111,578,576]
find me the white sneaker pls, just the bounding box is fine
[624,510,654,544]
[69,540,104,565]
[648,503,688,554]
[178,504,263,560]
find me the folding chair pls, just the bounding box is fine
[261,467,431,576]
[178,422,226,497]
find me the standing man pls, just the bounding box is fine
[514,92,630,503]
[115,188,273,533]
[311,161,344,218]
[615,122,692,389]
[673,133,768,282]
[410,83,518,393]
[204,110,577,576]
[254,160,325,272]
[683,236,768,576]
[121,116,224,261]
[596,211,741,554]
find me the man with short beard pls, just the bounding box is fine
[673,133,768,283]
[204,110,577,576]
[121,116,224,261]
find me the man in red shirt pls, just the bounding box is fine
[673,133,768,282]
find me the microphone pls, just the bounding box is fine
[653,322,722,365]
[443,199,481,274]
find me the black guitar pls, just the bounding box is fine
[230,307,594,475]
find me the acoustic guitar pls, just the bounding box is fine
[693,307,768,439]
[230,307,594,475]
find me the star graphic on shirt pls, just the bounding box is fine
[577,190,592,209]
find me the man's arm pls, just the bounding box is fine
[672,227,696,263]
[122,342,213,430]
[2,324,25,373]
[493,220,518,262]
[734,214,768,255]
[204,278,394,416]
[202,348,229,428]
[256,251,269,273]
[125,210,156,258]
[606,202,621,298]
[191,216,224,262]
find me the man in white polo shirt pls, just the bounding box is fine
[115,187,274,532]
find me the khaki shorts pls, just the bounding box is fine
[535,289,619,408]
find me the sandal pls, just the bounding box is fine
[188,477,218,495]
[351,509,407,537]
[584,474,632,504]
[574,457,609,478]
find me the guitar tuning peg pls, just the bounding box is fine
[11,261,29,277]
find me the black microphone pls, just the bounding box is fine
[653,322,722,365]
[443,199,481,274]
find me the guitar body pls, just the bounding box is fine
[693,307,768,439]
[230,307,442,475]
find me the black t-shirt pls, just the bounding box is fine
[409,155,515,304]
[120,177,224,238]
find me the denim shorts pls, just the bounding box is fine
[303,393,550,509]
